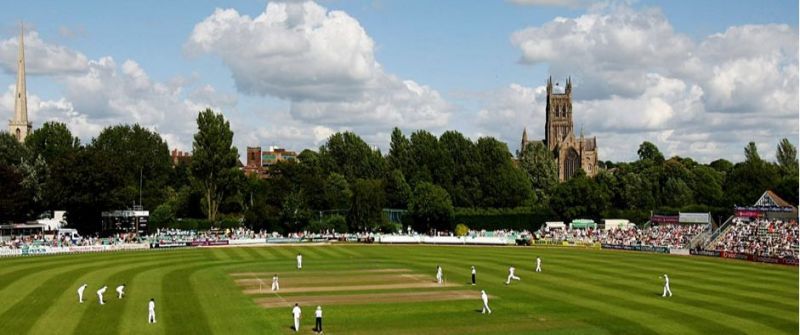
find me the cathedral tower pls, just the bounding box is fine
[533,76,598,181]
[544,76,573,151]
[8,23,32,143]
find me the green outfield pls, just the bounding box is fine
[0,245,796,334]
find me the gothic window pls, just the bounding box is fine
[565,148,580,180]
[15,128,20,140]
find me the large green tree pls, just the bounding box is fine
[689,165,724,206]
[347,178,385,231]
[24,121,80,165]
[92,124,172,210]
[475,137,533,208]
[190,109,239,222]
[408,182,454,232]
[723,143,780,206]
[550,170,611,220]
[439,130,481,207]
[518,141,558,204]
[319,132,385,181]
[409,130,453,187]
[776,138,798,176]
[387,127,414,176]
[384,169,411,209]
[0,164,31,223]
[48,147,126,233]
[775,138,799,205]
[637,141,665,164]
[0,132,27,166]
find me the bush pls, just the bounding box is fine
[377,220,402,234]
[454,223,469,236]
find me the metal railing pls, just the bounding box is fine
[703,215,735,249]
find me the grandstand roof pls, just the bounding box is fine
[755,190,796,209]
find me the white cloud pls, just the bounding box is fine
[508,0,596,8]
[476,83,545,140]
[0,31,89,75]
[500,3,798,162]
[186,0,451,132]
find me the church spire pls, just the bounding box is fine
[520,127,529,153]
[9,22,31,143]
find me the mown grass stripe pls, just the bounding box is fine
[547,252,796,304]
[25,253,198,335]
[237,246,263,261]
[402,246,793,334]
[399,253,673,334]
[70,256,202,335]
[162,263,215,334]
[0,254,168,333]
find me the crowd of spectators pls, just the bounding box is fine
[0,232,127,249]
[713,218,798,258]
[535,223,709,249]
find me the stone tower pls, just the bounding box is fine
[8,23,32,143]
[535,76,599,181]
[545,76,573,151]
[519,127,528,155]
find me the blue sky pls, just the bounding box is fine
[0,0,797,162]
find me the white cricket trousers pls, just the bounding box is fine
[506,274,520,283]
[663,284,672,297]
[272,282,279,291]
[294,317,300,332]
[149,311,156,323]
[482,301,492,314]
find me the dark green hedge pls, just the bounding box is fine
[452,207,553,231]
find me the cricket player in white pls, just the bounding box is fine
[292,303,302,332]
[297,254,303,270]
[436,265,443,284]
[77,284,88,303]
[97,286,107,305]
[481,290,491,314]
[661,274,672,297]
[536,257,542,272]
[148,298,156,323]
[314,305,323,333]
[471,266,476,285]
[116,284,126,299]
[505,266,520,285]
[272,274,280,291]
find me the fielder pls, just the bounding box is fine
[297,253,303,270]
[536,257,542,272]
[661,274,672,297]
[77,283,88,303]
[436,265,443,284]
[148,298,156,323]
[471,266,476,285]
[505,266,520,285]
[314,305,323,333]
[481,290,491,314]
[272,274,280,291]
[116,284,126,299]
[292,303,302,332]
[97,285,107,305]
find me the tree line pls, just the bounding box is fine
[0,108,796,233]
